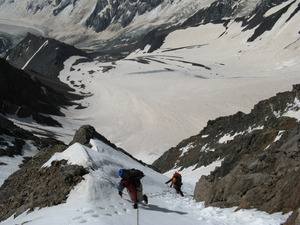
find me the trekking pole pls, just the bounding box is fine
[166,183,172,191]
[137,207,139,225]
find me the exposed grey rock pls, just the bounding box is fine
[0,145,88,221]
[85,0,163,33]
[70,124,122,148]
[0,124,150,222]
[69,125,152,168]
[5,33,89,78]
[283,209,300,225]
[203,109,300,215]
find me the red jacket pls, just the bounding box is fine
[121,179,138,203]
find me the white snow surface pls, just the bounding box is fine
[51,0,300,163]
[0,139,291,225]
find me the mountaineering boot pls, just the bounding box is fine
[143,194,148,204]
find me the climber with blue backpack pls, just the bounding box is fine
[117,168,148,209]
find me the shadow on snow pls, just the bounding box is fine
[141,204,188,215]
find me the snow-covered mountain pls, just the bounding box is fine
[1,0,299,162]
[0,0,300,224]
[0,0,296,53]
[0,0,215,53]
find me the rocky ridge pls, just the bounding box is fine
[0,124,143,221]
[5,33,89,79]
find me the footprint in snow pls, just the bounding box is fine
[73,216,83,220]
[123,208,129,213]
[83,209,94,214]
[79,218,88,223]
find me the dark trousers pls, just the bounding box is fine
[174,184,184,196]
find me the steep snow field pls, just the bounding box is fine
[0,139,290,225]
[55,1,300,163]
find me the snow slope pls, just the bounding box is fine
[0,138,290,225]
[53,0,300,163]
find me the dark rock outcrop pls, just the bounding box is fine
[5,33,89,78]
[0,115,64,158]
[136,0,298,53]
[0,145,88,221]
[0,33,13,56]
[283,210,300,225]
[153,84,300,224]
[194,122,300,211]
[181,0,292,28]
[0,58,68,125]
[153,84,300,173]
[69,124,118,148]
[69,125,152,168]
[85,0,163,33]
[3,33,88,105]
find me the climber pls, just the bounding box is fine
[117,168,148,209]
[165,172,184,196]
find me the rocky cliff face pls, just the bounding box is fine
[85,0,164,33]
[0,58,68,123]
[0,0,297,53]
[182,0,291,26]
[133,0,298,52]
[195,121,300,220]
[153,84,300,224]
[5,33,89,78]
[153,85,300,172]
[1,33,90,124]
[0,144,87,221]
